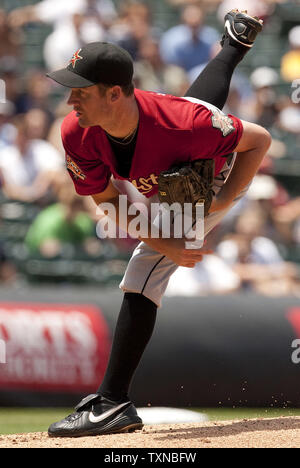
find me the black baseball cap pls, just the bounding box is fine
[47,42,134,88]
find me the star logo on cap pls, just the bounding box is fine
[69,49,83,69]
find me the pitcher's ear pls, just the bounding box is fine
[110,86,122,102]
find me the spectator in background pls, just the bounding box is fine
[249,66,280,128]
[0,113,63,203]
[0,8,21,62]
[23,108,50,141]
[241,169,291,246]
[43,12,107,72]
[165,252,241,297]
[9,0,117,75]
[209,151,290,247]
[25,177,96,258]
[3,0,299,294]
[277,101,300,135]
[0,240,16,284]
[217,204,300,296]
[111,1,156,61]
[0,57,22,112]
[83,0,117,28]
[134,36,189,96]
[272,197,300,247]
[0,101,16,149]
[166,0,221,10]
[15,69,54,120]
[47,101,71,156]
[0,192,17,284]
[281,25,300,83]
[8,0,117,32]
[222,80,252,120]
[160,3,219,71]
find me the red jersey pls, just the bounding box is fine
[62,88,243,197]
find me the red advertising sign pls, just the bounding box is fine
[0,303,111,392]
[286,307,300,338]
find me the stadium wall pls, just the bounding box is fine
[0,287,300,408]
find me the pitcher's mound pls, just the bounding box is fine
[1,417,300,448]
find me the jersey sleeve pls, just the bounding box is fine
[63,138,111,196]
[190,103,243,160]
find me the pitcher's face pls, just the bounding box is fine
[67,85,111,128]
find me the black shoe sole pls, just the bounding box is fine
[112,422,144,434]
[48,422,144,438]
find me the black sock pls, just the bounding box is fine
[97,292,157,402]
[184,40,248,110]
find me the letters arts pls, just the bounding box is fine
[103,451,198,465]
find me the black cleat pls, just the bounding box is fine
[221,9,263,48]
[48,393,143,438]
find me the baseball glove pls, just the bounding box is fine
[158,159,215,217]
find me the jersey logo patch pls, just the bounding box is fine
[66,155,86,181]
[211,109,235,137]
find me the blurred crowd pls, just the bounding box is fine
[0,0,299,296]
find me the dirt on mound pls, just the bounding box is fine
[1,417,300,448]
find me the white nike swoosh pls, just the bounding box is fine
[88,401,130,424]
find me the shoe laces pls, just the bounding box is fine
[65,400,102,421]
[65,411,81,422]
